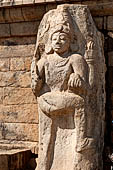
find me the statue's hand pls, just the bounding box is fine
[68,73,82,88]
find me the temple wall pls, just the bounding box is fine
[0,0,113,169]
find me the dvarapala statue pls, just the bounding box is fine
[31,4,105,170]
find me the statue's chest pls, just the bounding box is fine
[45,58,72,90]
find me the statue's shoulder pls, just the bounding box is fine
[70,53,85,63]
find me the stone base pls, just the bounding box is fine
[0,149,37,170]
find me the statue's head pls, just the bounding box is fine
[45,9,78,54]
[49,24,71,55]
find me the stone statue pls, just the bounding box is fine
[31,4,105,170]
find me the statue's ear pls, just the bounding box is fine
[45,39,53,54]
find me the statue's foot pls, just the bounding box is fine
[76,138,95,152]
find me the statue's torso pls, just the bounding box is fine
[45,54,72,91]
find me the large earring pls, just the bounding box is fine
[45,39,53,54]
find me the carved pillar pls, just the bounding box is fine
[31,4,106,170]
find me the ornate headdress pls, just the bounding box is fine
[34,5,78,58]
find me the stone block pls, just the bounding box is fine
[0,155,8,170]
[10,7,24,22]
[0,24,10,37]
[0,44,35,58]
[14,71,31,87]
[22,0,34,5]
[0,141,38,151]
[3,8,11,22]
[12,0,23,6]
[45,0,55,2]
[25,57,32,71]
[1,0,13,6]
[0,58,9,71]
[0,72,15,87]
[93,17,103,30]
[10,57,25,71]
[0,88,3,104]
[0,71,31,87]
[0,123,38,141]
[4,87,37,105]
[0,9,5,23]
[10,21,39,36]
[83,3,113,16]
[46,3,57,12]
[108,16,113,30]
[13,71,31,87]
[0,36,36,46]
[34,0,45,3]
[0,104,38,123]
[0,149,32,170]
[22,5,45,21]
[10,57,31,71]
[81,1,97,5]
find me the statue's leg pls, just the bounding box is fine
[74,107,98,170]
[38,106,53,170]
[75,107,95,152]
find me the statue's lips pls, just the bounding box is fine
[38,91,84,115]
[54,45,62,48]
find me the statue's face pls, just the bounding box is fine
[51,32,70,54]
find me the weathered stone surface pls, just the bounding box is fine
[0,5,45,23]
[0,58,9,71]
[46,4,57,12]
[0,44,35,58]
[10,7,24,22]
[0,155,8,170]
[87,2,113,16]
[0,36,36,46]
[22,5,45,21]
[1,8,10,22]
[10,58,25,71]
[0,149,32,170]
[0,24,10,37]
[0,141,38,151]
[0,0,113,17]
[0,10,5,23]
[10,57,31,71]
[1,0,13,6]
[0,123,38,141]
[34,0,45,3]
[108,16,113,30]
[0,88,3,104]
[4,87,37,105]
[12,0,23,6]
[31,4,105,170]
[0,104,38,123]
[10,21,39,36]
[22,0,34,5]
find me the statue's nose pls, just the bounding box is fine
[56,37,61,44]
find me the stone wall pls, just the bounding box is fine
[0,0,113,169]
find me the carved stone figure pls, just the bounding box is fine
[31,4,105,170]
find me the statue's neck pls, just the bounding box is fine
[54,51,70,58]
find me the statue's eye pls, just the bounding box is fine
[52,37,57,41]
[60,35,67,40]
